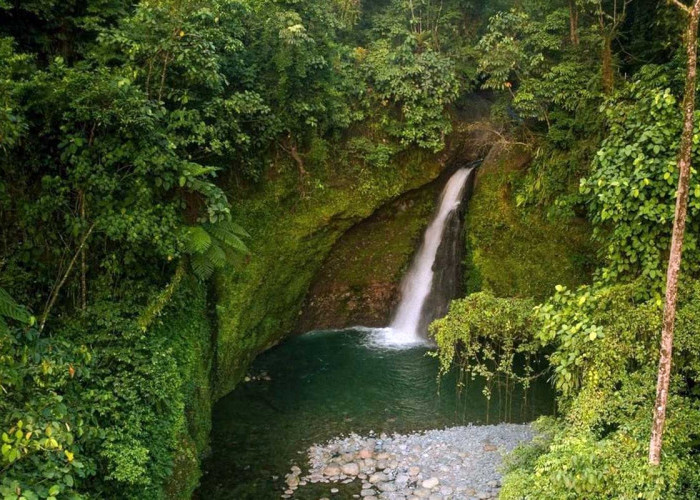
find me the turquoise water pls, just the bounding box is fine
[198,329,554,499]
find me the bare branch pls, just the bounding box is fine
[39,222,96,333]
[670,0,692,14]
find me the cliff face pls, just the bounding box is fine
[296,179,440,332]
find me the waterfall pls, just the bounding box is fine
[385,167,475,345]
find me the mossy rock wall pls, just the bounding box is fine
[296,176,442,331]
[465,144,596,300]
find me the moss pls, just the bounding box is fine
[157,278,215,498]
[298,178,442,330]
[214,146,444,398]
[465,145,596,301]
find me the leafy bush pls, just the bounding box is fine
[501,281,700,499]
[432,292,538,401]
[580,65,700,284]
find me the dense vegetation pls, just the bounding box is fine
[2,0,700,498]
[0,0,493,497]
[433,1,700,499]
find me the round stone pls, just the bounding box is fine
[323,465,341,476]
[341,462,360,476]
[422,477,440,489]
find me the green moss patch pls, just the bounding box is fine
[465,145,596,301]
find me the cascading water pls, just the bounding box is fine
[384,167,475,345]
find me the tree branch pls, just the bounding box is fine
[670,0,692,14]
[39,222,96,332]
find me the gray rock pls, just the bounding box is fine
[376,481,397,492]
[394,473,410,488]
[360,489,376,497]
[342,463,360,476]
[439,486,453,496]
[369,472,388,484]
[421,477,439,489]
[413,488,431,498]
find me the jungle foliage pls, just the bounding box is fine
[3,0,700,498]
[0,0,483,498]
[434,1,700,498]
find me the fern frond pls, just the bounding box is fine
[183,226,212,255]
[191,254,215,280]
[216,220,250,238]
[205,243,227,269]
[207,225,249,254]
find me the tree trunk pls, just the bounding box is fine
[649,0,700,466]
[601,35,614,93]
[569,0,580,46]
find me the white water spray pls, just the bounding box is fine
[383,167,474,346]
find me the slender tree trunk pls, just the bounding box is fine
[649,0,700,466]
[80,191,87,311]
[569,0,580,46]
[39,223,95,333]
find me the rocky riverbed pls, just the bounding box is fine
[282,424,533,500]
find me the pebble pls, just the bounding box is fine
[369,472,388,483]
[421,477,439,489]
[323,465,341,476]
[341,462,360,476]
[292,424,532,500]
